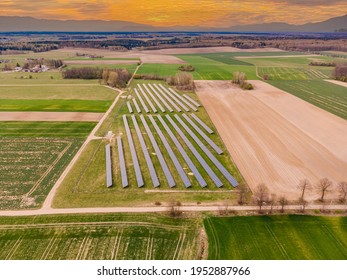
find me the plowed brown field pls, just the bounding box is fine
[195,80,347,200]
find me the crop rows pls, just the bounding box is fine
[258,67,329,80]
[0,138,83,209]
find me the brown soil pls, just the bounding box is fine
[0,112,103,122]
[195,80,347,200]
[324,79,347,88]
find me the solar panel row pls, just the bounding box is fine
[131,115,160,188]
[105,144,113,188]
[153,84,182,112]
[126,101,133,114]
[191,113,214,134]
[181,113,222,154]
[117,136,128,188]
[165,115,223,188]
[133,98,141,113]
[183,94,201,107]
[123,115,144,187]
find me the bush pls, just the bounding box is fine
[232,71,253,90]
[178,64,195,72]
[166,72,194,91]
[102,69,131,88]
[62,67,102,79]
[333,64,347,82]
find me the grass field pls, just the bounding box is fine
[269,80,347,120]
[204,215,347,260]
[258,67,329,80]
[0,213,201,260]
[53,80,245,208]
[0,99,111,112]
[0,121,95,137]
[0,85,118,100]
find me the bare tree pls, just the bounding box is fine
[238,184,248,205]
[253,183,269,213]
[298,197,308,213]
[269,193,277,213]
[278,196,288,213]
[338,181,347,203]
[297,179,312,200]
[316,178,332,202]
[167,200,182,217]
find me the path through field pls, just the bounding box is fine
[0,112,103,122]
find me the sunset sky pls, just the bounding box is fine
[1,0,346,27]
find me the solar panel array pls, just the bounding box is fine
[110,83,238,189]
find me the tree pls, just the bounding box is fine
[269,193,277,213]
[298,197,308,213]
[338,181,347,203]
[316,178,332,202]
[297,179,312,200]
[278,196,288,213]
[253,183,269,213]
[167,200,182,217]
[107,71,118,87]
[238,184,248,205]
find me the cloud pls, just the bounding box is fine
[0,0,346,27]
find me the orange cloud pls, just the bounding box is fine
[0,0,346,27]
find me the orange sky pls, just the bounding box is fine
[1,0,346,27]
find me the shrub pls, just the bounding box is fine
[178,64,195,72]
[62,67,102,79]
[333,64,347,82]
[166,72,194,91]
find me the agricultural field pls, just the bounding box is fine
[53,80,244,208]
[204,215,347,260]
[269,80,347,120]
[258,67,329,80]
[0,213,201,260]
[0,137,84,209]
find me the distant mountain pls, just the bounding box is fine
[228,14,347,33]
[0,14,346,33]
[0,16,163,32]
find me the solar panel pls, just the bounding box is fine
[165,115,223,188]
[123,115,144,187]
[138,84,157,113]
[181,113,222,154]
[148,115,191,188]
[183,94,201,107]
[131,115,160,188]
[126,101,133,114]
[135,88,149,113]
[153,84,182,112]
[174,114,238,187]
[105,144,113,188]
[117,136,128,188]
[191,113,214,134]
[156,115,207,188]
[167,87,198,111]
[133,99,141,113]
[142,84,165,113]
[148,84,173,112]
[140,115,175,188]
[157,84,190,112]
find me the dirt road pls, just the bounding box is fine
[195,80,347,200]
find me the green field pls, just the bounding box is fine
[0,99,111,112]
[0,85,118,100]
[53,81,244,208]
[176,55,258,80]
[137,64,181,77]
[196,53,253,66]
[269,80,347,120]
[0,121,95,137]
[204,215,347,260]
[258,67,330,80]
[0,213,201,260]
